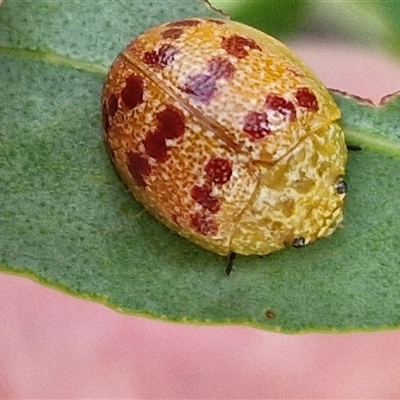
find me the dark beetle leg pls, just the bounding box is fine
[336,179,348,194]
[292,236,306,248]
[226,252,236,276]
[346,143,363,151]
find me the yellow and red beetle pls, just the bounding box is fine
[102,18,347,273]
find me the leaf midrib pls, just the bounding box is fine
[344,127,400,158]
[0,46,107,75]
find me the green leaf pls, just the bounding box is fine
[210,0,309,38]
[1,0,400,333]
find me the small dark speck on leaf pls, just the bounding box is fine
[265,309,276,319]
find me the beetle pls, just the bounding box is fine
[101,18,348,274]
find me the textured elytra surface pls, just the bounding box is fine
[103,18,347,256]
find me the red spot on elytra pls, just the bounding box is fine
[167,19,201,27]
[207,57,236,79]
[108,93,119,117]
[101,102,110,132]
[143,106,185,163]
[182,58,235,102]
[143,133,169,162]
[143,105,185,162]
[183,73,217,102]
[296,87,318,111]
[102,93,119,133]
[143,44,177,67]
[121,74,144,109]
[266,94,296,121]
[156,106,186,139]
[161,27,184,40]
[127,151,151,188]
[205,158,232,185]
[190,212,218,236]
[221,35,261,59]
[243,111,270,140]
[191,185,220,213]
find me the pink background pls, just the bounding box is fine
[2,41,400,398]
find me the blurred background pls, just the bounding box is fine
[211,0,400,58]
[2,0,400,398]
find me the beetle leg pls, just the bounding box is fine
[346,143,363,151]
[225,252,237,276]
[292,236,306,248]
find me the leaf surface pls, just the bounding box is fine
[1,0,400,333]
[210,0,308,38]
